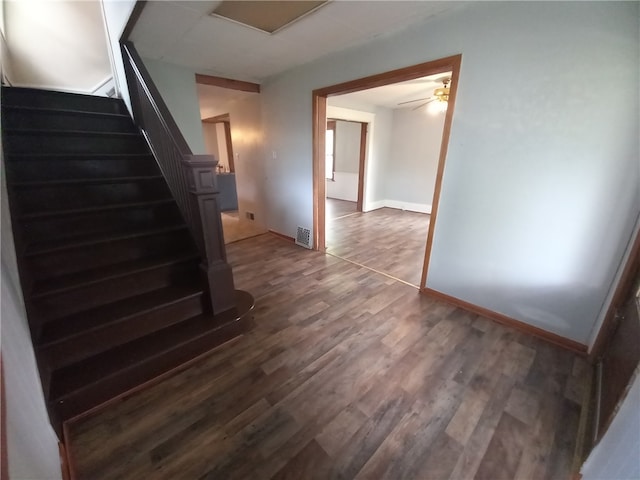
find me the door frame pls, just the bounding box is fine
[357,122,367,212]
[202,114,235,172]
[326,118,368,212]
[312,54,462,290]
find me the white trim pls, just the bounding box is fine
[8,82,96,95]
[7,76,115,97]
[90,75,112,93]
[384,200,431,214]
[91,75,115,96]
[99,0,121,98]
[364,200,386,212]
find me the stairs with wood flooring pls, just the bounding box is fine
[1,87,253,435]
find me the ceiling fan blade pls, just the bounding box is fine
[397,97,432,106]
[410,98,437,111]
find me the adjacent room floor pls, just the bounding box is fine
[221,210,267,244]
[66,233,589,480]
[326,197,358,220]
[326,199,430,287]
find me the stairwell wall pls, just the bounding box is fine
[101,0,137,115]
[142,57,207,154]
[1,150,62,479]
[3,0,111,94]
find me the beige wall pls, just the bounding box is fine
[227,95,266,228]
[4,0,111,93]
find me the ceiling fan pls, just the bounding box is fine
[398,78,451,111]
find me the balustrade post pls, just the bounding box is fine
[182,154,236,314]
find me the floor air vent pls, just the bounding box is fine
[295,226,312,249]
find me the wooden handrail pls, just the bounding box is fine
[120,41,235,314]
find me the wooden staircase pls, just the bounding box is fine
[1,86,253,436]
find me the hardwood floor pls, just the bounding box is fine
[65,234,589,480]
[221,211,267,244]
[326,198,358,220]
[326,207,429,287]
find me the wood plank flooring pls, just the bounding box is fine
[65,234,590,480]
[326,198,358,220]
[326,206,429,287]
[221,210,267,244]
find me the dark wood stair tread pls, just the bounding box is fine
[32,251,199,299]
[50,290,254,401]
[6,153,153,161]
[2,105,130,118]
[39,283,203,346]
[26,223,187,257]
[13,175,163,188]
[1,86,127,108]
[3,86,251,434]
[20,198,175,220]
[5,128,140,137]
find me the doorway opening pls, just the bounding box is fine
[313,54,461,290]
[196,74,267,245]
[325,118,367,220]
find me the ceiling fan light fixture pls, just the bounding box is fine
[427,98,448,115]
[433,86,449,98]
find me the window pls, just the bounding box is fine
[326,120,336,180]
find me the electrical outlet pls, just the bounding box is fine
[246,212,255,220]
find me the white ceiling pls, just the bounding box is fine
[332,71,452,109]
[131,1,467,83]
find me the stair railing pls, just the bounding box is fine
[121,41,235,314]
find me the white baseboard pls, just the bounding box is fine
[384,200,432,214]
[9,76,115,97]
[364,199,431,214]
[91,76,116,97]
[364,200,387,212]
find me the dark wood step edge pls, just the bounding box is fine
[6,153,152,160]
[50,290,254,404]
[26,224,189,257]
[19,198,176,220]
[31,252,199,299]
[2,105,131,119]
[38,288,204,350]
[4,128,141,137]
[13,175,164,188]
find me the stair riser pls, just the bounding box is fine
[3,109,136,133]
[5,133,147,155]
[33,259,200,324]
[15,180,171,214]
[40,293,204,370]
[2,89,127,114]
[28,230,196,280]
[50,315,250,422]
[22,203,184,244]
[7,157,159,182]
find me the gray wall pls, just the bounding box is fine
[142,57,207,154]
[387,107,445,207]
[260,1,640,344]
[334,120,360,173]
